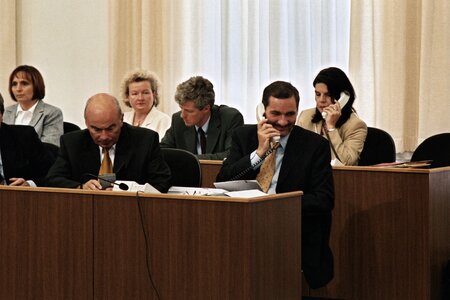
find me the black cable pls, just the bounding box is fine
[229,147,274,181]
[136,191,161,300]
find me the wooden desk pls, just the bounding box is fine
[0,187,302,299]
[199,159,223,188]
[307,166,450,300]
[197,162,450,299]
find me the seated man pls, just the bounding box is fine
[45,93,171,192]
[161,76,244,160]
[216,81,334,289]
[0,92,54,186]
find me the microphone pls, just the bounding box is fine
[85,173,129,191]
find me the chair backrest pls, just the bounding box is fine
[42,142,59,161]
[63,121,81,134]
[358,127,396,166]
[411,133,450,168]
[160,148,202,187]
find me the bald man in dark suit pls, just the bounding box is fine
[45,93,171,192]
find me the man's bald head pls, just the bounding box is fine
[84,93,122,119]
[84,93,124,149]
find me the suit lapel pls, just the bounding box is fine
[205,106,220,153]
[184,126,197,154]
[78,134,102,176]
[277,127,301,186]
[29,101,44,127]
[114,124,133,173]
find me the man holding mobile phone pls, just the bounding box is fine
[216,81,334,290]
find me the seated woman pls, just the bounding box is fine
[296,67,367,165]
[0,92,55,186]
[121,70,170,141]
[4,65,63,147]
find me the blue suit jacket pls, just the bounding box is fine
[217,125,334,289]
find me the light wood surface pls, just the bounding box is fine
[0,186,302,299]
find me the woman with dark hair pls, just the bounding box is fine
[296,67,367,165]
[4,65,63,147]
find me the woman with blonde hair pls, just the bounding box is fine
[121,70,170,140]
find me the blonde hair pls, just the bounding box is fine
[120,70,161,108]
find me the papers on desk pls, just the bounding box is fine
[113,181,161,194]
[224,189,267,198]
[168,186,228,196]
[213,180,262,192]
[169,181,268,198]
[212,180,268,198]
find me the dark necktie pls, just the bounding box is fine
[99,148,113,175]
[256,142,280,193]
[198,127,206,154]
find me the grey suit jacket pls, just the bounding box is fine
[160,105,244,160]
[3,100,64,147]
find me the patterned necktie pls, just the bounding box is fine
[99,147,113,175]
[198,127,206,154]
[256,142,280,193]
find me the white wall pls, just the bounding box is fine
[16,0,109,127]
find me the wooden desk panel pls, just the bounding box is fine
[0,187,302,300]
[197,162,450,299]
[308,167,450,300]
[93,192,302,299]
[199,159,222,188]
[0,187,93,299]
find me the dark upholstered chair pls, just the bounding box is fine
[63,121,81,134]
[160,148,202,187]
[358,127,396,166]
[42,142,59,161]
[410,133,450,168]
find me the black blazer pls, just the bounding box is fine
[0,123,55,186]
[45,123,172,192]
[217,125,334,289]
[161,105,244,160]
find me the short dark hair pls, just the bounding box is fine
[9,65,46,102]
[262,81,300,109]
[174,76,215,109]
[0,92,4,114]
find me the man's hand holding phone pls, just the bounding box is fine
[256,118,280,157]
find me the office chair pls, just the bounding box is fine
[63,121,81,134]
[160,148,202,187]
[42,142,59,161]
[410,133,450,168]
[358,127,396,166]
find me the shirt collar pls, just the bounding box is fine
[17,101,39,114]
[195,115,211,133]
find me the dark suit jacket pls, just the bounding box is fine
[0,123,55,186]
[216,125,334,289]
[160,105,244,160]
[45,123,172,193]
